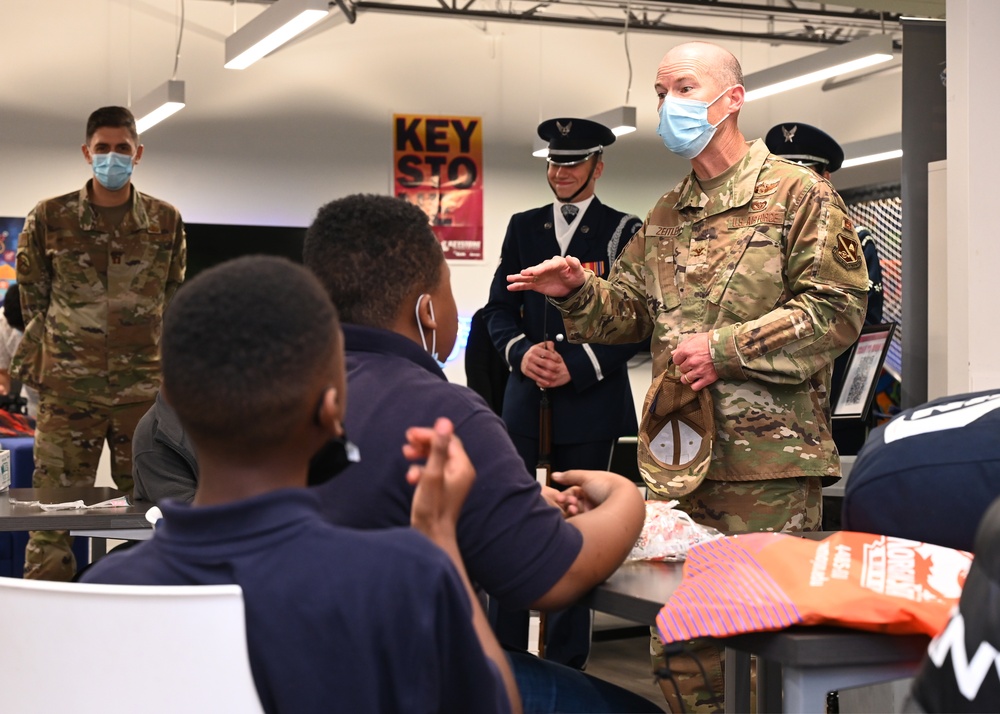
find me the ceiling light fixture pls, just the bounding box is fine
[590,105,637,137]
[841,133,903,169]
[533,3,637,157]
[131,0,187,133]
[743,34,895,102]
[225,0,333,70]
[134,79,186,134]
[597,4,638,138]
[532,137,549,158]
[821,60,902,92]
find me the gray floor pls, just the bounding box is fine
[587,614,668,712]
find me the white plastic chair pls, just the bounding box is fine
[0,577,265,713]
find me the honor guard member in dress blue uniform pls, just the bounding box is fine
[764,122,882,324]
[764,121,844,177]
[766,122,885,455]
[483,117,644,669]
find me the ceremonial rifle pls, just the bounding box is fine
[535,305,563,658]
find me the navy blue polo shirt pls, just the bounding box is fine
[82,490,508,714]
[316,324,583,609]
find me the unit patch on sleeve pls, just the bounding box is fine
[834,231,863,270]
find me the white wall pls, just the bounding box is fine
[946,0,1000,392]
[0,1,903,403]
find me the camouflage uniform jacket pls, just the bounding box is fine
[555,139,868,483]
[12,181,186,406]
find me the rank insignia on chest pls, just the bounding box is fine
[834,232,863,269]
[580,260,607,276]
[754,180,780,196]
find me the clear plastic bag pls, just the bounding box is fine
[628,500,723,562]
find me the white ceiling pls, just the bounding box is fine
[0,0,934,214]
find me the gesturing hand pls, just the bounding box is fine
[403,417,475,545]
[506,256,586,298]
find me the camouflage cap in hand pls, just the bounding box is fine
[637,367,715,498]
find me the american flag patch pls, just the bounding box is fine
[580,260,607,276]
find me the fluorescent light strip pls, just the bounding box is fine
[225,1,331,70]
[841,149,903,168]
[135,103,185,134]
[133,79,186,134]
[743,34,895,103]
[745,54,892,101]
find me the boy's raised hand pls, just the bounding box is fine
[404,417,522,714]
[404,417,475,544]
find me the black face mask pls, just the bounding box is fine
[307,434,361,487]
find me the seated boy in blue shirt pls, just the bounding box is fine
[82,255,518,714]
[130,196,658,714]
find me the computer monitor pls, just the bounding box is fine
[183,223,305,280]
[832,323,896,422]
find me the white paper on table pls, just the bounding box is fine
[35,496,130,512]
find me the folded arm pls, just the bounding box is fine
[528,469,645,611]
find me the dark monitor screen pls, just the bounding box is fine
[183,223,306,280]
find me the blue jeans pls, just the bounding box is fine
[506,650,664,713]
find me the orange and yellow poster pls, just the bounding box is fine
[393,114,483,261]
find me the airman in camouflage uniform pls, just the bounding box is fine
[507,41,867,712]
[560,138,867,486]
[12,106,185,580]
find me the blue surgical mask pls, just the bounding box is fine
[91,152,134,191]
[656,87,734,159]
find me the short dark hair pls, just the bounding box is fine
[86,106,139,144]
[303,194,442,327]
[2,283,24,332]
[161,255,340,452]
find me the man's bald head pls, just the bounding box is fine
[661,41,744,91]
